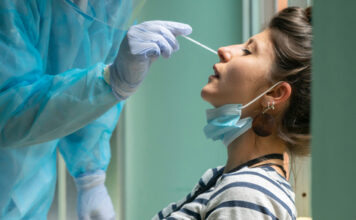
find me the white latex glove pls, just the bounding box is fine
[75,170,115,220]
[108,20,192,100]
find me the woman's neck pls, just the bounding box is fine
[224,129,287,173]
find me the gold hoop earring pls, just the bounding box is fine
[252,101,276,137]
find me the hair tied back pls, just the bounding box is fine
[305,7,312,24]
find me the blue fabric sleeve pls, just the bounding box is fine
[0,1,119,148]
[58,102,124,177]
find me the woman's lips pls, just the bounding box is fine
[208,64,220,82]
[208,75,218,82]
[213,64,220,78]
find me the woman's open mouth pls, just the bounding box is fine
[212,64,220,79]
[208,64,221,82]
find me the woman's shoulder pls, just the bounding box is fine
[217,166,295,202]
[220,166,293,191]
[205,166,296,219]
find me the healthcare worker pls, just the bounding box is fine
[0,0,192,219]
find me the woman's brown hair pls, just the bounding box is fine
[268,7,312,157]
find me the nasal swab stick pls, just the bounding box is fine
[181,35,218,55]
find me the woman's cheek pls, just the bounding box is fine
[227,65,245,85]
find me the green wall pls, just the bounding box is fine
[312,1,356,219]
[122,0,242,219]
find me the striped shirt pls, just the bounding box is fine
[152,165,296,220]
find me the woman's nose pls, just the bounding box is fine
[218,47,232,62]
[218,45,244,62]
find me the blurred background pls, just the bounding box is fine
[49,0,356,219]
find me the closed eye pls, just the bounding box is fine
[242,48,251,55]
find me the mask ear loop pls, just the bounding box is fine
[241,81,283,110]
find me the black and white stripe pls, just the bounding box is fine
[152,165,296,220]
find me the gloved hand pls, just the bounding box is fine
[75,170,115,220]
[108,20,192,100]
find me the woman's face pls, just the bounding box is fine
[201,29,276,114]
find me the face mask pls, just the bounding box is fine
[203,82,282,146]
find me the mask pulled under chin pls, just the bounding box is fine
[203,81,283,146]
[203,104,252,146]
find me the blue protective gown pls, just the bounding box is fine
[0,0,134,218]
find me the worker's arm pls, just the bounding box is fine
[0,2,192,148]
[0,1,120,148]
[58,103,124,220]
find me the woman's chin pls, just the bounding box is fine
[201,86,226,108]
[201,86,215,104]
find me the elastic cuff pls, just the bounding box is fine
[75,170,106,190]
[108,65,136,100]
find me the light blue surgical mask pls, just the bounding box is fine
[203,82,282,146]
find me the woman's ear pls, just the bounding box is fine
[263,82,292,109]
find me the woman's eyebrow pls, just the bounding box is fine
[247,38,259,53]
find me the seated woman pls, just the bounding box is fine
[152,6,312,220]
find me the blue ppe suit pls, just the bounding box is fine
[0,0,137,218]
